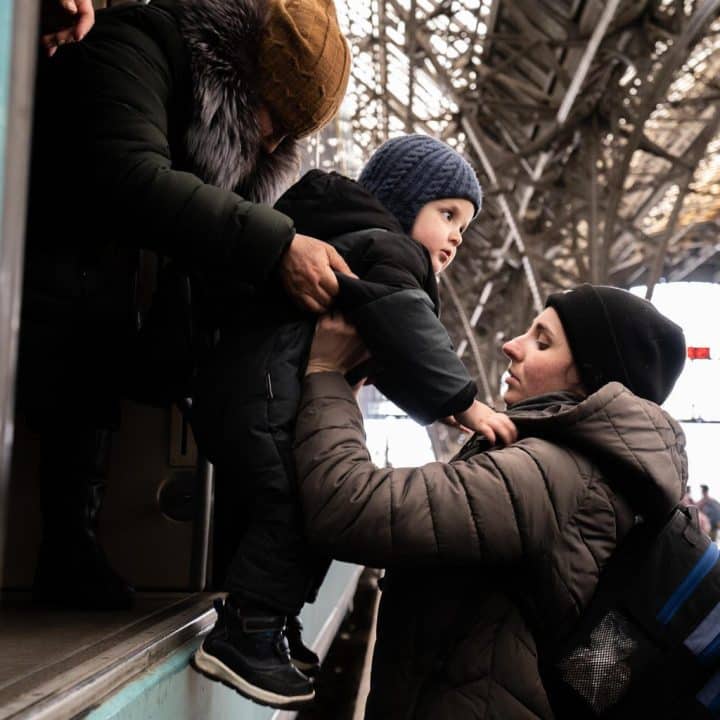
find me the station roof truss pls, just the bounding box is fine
[332,0,720,408]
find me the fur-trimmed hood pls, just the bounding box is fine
[174,0,299,202]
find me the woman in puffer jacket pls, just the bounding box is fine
[293,284,688,719]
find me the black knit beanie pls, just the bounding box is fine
[545,284,686,404]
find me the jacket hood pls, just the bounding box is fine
[458,383,687,521]
[274,170,405,240]
[512,383,687,521]
[174,0,299,201]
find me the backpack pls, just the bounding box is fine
[540,504,720,719]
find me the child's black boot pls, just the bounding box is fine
[192,598,315,709]
[286,615,321,676]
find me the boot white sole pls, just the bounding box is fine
[192,646,315,708]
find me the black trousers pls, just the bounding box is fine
[18,249,328,615]
[193,320,329,617]
[16,248,139,433]
[210,435,330,616]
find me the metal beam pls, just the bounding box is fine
[588,121,601,283]
[601,0,720,280]
[669,242,720,281]
[465,0,621,322]
[644,106,720,297]
[481,0,501,62]
[406,0,418,132]
[441,272,494,404]
[377,0,390,138]
[461,115,544,312]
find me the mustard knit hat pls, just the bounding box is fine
[258,0,351,139]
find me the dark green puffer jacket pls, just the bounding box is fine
[25,0,298,305]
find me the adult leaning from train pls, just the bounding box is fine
[20,0,350,615]
[294,283,687,719]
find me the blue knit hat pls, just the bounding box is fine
[357,134,483,233]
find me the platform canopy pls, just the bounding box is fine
[322,0,720,403]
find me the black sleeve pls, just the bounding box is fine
[37,15,294,295]
[336,234,476,425]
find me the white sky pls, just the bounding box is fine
[631,282,720,500]
[365,417,436,468]
[363,281,720,498]
[630,282,720,422]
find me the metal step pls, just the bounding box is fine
[0,593,216,720]
[0,563,363,720]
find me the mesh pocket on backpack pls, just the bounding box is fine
[556,610,645,714]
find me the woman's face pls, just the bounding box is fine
[258,104,287,154]
[502,307,585,405]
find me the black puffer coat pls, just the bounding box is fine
[193,169,477,471]
[21,0,300,421]
[192,169,477,608]
[26,0,300,301]
[279,170,478,424]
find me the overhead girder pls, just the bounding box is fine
[601,0,720,283]
[459,0,623,325]
[440,272,494,403]
[644,103,720,296]
[456,2,720,336]
[336,0,720,457]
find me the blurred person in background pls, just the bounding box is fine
[698,484,720,541]
[681,485,712,535]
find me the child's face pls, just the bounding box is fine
[410,198,475,273]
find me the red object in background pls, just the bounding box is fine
[688,347,711,360]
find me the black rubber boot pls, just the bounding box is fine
[32,428,134,611]
[192,598,315,709]
[286,615,320,676]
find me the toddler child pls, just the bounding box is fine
[191,134,512,709]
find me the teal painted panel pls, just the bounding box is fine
[88,562,362,720]
[0,1,13,221]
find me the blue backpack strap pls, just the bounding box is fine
[657,541,720,625]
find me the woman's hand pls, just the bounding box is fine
[41,0,95,56]
[306,313,370,377]
[280,234,355,313]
